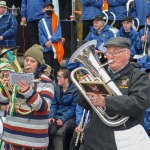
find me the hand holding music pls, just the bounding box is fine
[86,92,106,107]
[17,80,30,93]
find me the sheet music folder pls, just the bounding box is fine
[79,81,112,96]
[9,72,34,87]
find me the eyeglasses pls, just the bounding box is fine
[57,75,64,78]
[105,49,127,56]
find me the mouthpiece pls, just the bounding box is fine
[100,60,113,68]
[24,66,30,70]
[18,66,30,73]
[108,60,113,64]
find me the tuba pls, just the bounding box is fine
[70,40,129,127]
[0,47,34,115]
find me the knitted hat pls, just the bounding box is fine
[24,44,44,65]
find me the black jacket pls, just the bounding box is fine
[77,62,150,150]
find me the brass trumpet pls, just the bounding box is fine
[75,109,90,146]
[142,24,148,56]
[0,47,34,115]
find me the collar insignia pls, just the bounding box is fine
[119,79,129,88]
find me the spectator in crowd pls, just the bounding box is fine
[107,0,128,29]
[38,2,64,82]
[0,44,54,149]
[129,0,150,30]
[85,14,114,62]
[69,105,90,150]
[80,0,103,39]
[137,13,150,56]
[48,69,78,150]
[137,44,150,71]
[116,16,141,60]
[0,1,17,51]
[77,37,150,149]
[21,0,50,46]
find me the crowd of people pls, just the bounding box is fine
[0,0,150,150]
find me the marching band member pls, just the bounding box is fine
[0,58,15,117]
[85,14,114,55]
[137,44,150,72]
[80,0,103,39]
[77,37,150,150]
[116,16,141,60]
[0,44,54,149]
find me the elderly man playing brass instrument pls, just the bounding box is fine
[77,37,150,150]
[0,44,54,149]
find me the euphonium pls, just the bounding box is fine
[0,47,34,115]
[70,40,129,127]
